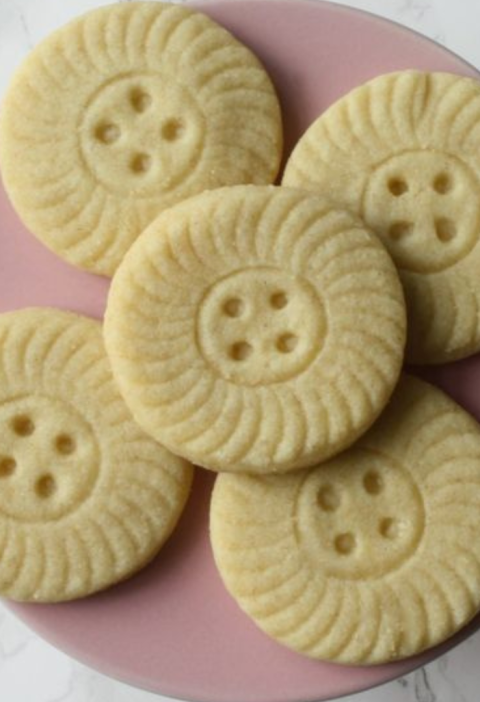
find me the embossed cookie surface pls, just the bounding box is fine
[104,186,406,474]
[283,71,480,363]
[0,309,192,602]
[211,375,480,663]
[0,2,282,276]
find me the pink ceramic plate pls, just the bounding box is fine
[2,1,480,700]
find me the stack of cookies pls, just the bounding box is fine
[1,0,480,668]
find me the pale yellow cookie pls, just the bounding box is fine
[283,70,480,364]
[0,308,193,602]
[211,375,480,664]
[104,185,406,474]
[0,2,282,276]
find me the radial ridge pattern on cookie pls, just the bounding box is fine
[210,376,480,664]
[105,186,406,474]
[0,309,193,602]
[283,71,480,363]
[0,2,282,276]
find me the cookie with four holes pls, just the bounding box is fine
[0,1,282,276]
[210,375,480,664]
[104,185,406,474]
[0,308,193,602]
[283,70,480,364]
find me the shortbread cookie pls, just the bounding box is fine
[211,375,480,664]
[104,185,406,474]
[0,2,282,276]
[283,71,480,364]
[0,308,192,602]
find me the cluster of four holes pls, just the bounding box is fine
[224,292,298,362]
[94,87,184,175]
[387,172,456,242]
[0,415,76,499]
[317,470,398,556]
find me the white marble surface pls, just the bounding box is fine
[1,0,480,700]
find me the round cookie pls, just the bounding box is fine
[0,2,282,276]
[211,375,480,664]
[283,70,480,364]
[0,308,193,602]
[104,185,406,474]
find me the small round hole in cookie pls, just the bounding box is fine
[11,415,34,437]
[95,123,120,144]
[230,341,252,361]
[270,292,288,309]
[130,153,152,174]
[435,217,456,242]
[389,221,413,240]
[387,177,408,196]
[433,173,452,194]
[363,470,383,495]
[276,333,298,353]
[35,474,56,499]
[130,88,152,113]
[223,298,244,318]
[317,485,340,512]
[161,119,184,141]
[334,533,356,555]
[55,434,75,455]
[0,457,16,477]
[379,517,398,539]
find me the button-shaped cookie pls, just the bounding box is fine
[105,185,406,474]
[283,71,480,364]
[0,309,193,602]
[211,375,480,663]
[0,2,282,276]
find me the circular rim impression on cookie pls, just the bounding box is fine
[210,376,480,663]
[0,395,99,522]
[0,2,282,275]
[197,267,327,386]
[361,150,480,273]
[0,309,192,602]
[105,186,406,473]
[297,448,425,579]
[80,73,206,198]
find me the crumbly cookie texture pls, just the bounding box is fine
[283,70,480,364]
[104,185,406,474]
[0,2,282,276]
[0,308,193,602]
[211,375,480,664]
